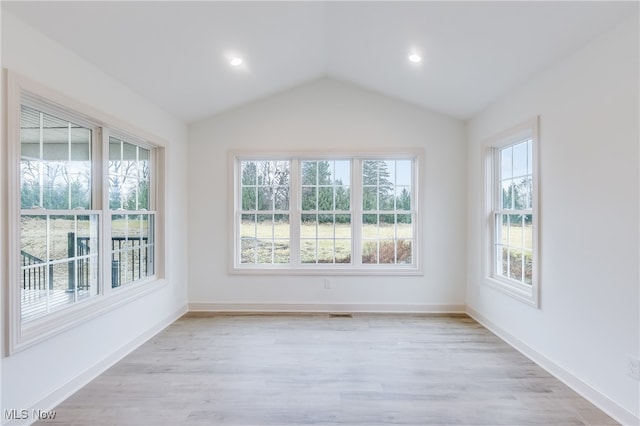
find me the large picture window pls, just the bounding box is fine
[8,73,162,353]
[232,153,421,274]
[484,118,539,306]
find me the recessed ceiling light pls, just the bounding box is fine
[230,57,243,67]
[408,54,422,63]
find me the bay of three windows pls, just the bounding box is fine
[237,157,417,269]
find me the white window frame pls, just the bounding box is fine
[229,151,424,275]
[482,117,539,307]
[5,71,166,355]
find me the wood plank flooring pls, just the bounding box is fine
[37,313,618,425]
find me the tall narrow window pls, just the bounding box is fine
[495,140,533,284]
[484,118,539,306]
[109,137,156,287]
[20,105,99,322]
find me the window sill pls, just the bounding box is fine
[230,265,424,276]
[482,275,539,308]
[10,277,167,355]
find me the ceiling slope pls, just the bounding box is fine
[2,1,637,123]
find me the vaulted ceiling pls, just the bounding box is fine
[2,1,636,123]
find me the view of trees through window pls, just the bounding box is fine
[19,105,99,322]
[238,157,415,267]
[240,160,290,264]
[496,139,533,285]
[301,160,351,264]
[109,137,155,287]
[362,160,413,264]
[18,104,157,323]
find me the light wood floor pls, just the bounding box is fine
[38,313,617,425]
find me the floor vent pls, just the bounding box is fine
[328,313,353,318]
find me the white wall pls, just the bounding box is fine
[466,15,639,423]
[1,12,189,423]
[188,78,467,311]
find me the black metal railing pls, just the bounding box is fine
[21,233,150,291]
[21,251,52,290]
[110,236,149,288]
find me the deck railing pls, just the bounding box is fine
[110,236,149,288]
[21,233,150,291]
[21,251,52,290]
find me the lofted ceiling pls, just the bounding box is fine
[2,1,637,124]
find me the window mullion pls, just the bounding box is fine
[352,158,363,267]
[289,159,301,266]
[100,127,112,296]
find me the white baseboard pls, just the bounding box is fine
[7,304,188,426]
[188,302,466,314]
[466,307,639,426]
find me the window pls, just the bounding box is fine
[7,72,163,353]
[483,117,539,306]
[19,105,100,322]
[232,153,421,274]
[301,160,351,264]
[240,160,291,264]
[109,137,156,286]
[362,160,413,265]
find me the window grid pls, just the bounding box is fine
[361,160,414,265]
[19,104,100,323]
[494,139,533,286]
[20,212,100,322]
[301,160,352,265]
[9,75,164,354]
[108,136,156,288]
[239,161,291,265]
[18,95,158,324]
[234,155,418,271]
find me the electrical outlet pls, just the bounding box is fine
[628,356,640,381]
[323,279,331,290]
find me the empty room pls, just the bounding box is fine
[1,1,639,425]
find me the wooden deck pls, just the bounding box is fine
[21,288,93,323]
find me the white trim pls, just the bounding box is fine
[15,278,169,354]
[482,276,537,307]
[4,304,188,426]
[6,70,22,357]
[466,307,639,426]
[188,302,466,314]
[9,72,170,147]
[226,266,424,276]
